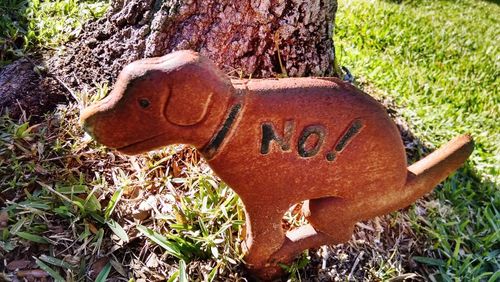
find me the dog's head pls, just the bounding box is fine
[80,50,234,154]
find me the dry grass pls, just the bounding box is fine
[0,94,248,280]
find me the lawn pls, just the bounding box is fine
[0,0,108,66]
[335,0,499,280]
[0,0,498,281]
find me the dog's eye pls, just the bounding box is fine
[138,98,150,109]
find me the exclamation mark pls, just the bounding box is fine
[326,119,364,162]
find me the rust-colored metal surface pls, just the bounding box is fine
[80,50,474,280]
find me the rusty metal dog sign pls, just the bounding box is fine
[80,50,473,280]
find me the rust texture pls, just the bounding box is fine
[80,51,474,280]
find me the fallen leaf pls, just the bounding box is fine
[63,255,81,266]
[145,253,159,268]
[16,269,49,278]
[172,161,181,177]
[123,185,140,198]
[132,210,150,221]
[0,210,8,228]
[85,219,98,234]
[133,195,157,220]
[7,260,32,271]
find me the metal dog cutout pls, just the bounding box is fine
[80,50,473,280]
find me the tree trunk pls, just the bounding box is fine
[51,0,338,91]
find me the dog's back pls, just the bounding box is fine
[206,77,407,209]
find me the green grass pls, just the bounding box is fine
[1,0,498,280]
[0,0,108,65]
[336,0,499,280]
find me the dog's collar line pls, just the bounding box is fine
[201,102,242,159]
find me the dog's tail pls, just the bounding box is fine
[389,134,474,212]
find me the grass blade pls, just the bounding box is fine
[487,271,500,282]
[34,257,65,282]
[104,187,123,220]
[413,256,446,267]
[0,241,15,252]
[167,271,179,282]
[82,193,102,213]
[95,262,111,282]
[9,217,26,235]
[109,259,127,277]
[38,181,85,211]
[93,228,104,255]
[16,232,48,244]
[136,225,186,260]
[39,254,75,269]
[106,219,129,242]
[207,263,219,282]
[55,185,87,194]
[179,260,188,282]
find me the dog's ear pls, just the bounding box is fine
[164,70,214,126]
[164,54,231,126]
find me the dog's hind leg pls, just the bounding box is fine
[258,198,356,278]
[302,197,357,244]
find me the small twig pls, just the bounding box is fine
[321,245,329,269]
[52,75,79,101]
[274,29,288,77]
[348,250,364,280]
[40,154,80,162]
[15,99,27,121]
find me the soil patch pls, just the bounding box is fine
[0,58,67,121]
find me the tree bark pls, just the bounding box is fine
[51,0,338,91]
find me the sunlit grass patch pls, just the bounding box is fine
[0,0,109,65]
[336,0,499,280]
[336,0,499,174]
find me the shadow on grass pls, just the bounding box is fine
[351,78,499,278]
[406,131,498,277]
[0,0,31,66]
